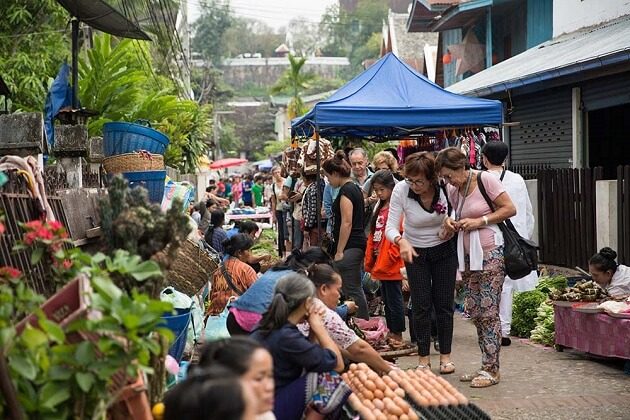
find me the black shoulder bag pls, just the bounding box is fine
[221,261,244,296]
[477,172,539,280]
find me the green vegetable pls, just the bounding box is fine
[530,300,555,346]
[536,275,568,294]
[512,290,547,338]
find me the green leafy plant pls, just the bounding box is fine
[512,290,547,338]
[270,54,316,120]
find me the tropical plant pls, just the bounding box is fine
[270,54,316,120]
[0,0,68,111]
[79,33,211,173]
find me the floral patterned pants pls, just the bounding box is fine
[463,247,505,374]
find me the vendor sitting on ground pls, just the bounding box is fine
[589,247,630,297]
[303,264,394,374]
[208,234,258,316]
[227,221,272,272]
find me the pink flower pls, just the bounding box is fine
[35,227,54,241]
[433,201,447,215]
[24,220,43,230]
[48,220,63,231]
[0,266,22,279]
[0,222,5,235]
[23,231,38,246]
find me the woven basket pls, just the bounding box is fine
[165,240,220,296]
[103,152,164,174]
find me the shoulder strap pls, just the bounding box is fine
[500,169,506,182]
[221,260,244,296]
[439,183,453,215]
[476,171,495,212]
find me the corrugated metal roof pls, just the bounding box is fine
[447,14,630,96]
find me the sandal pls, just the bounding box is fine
[416,363,431,370]
[459,371,481,382]
[439,361,455,374]
[387,337,412,351]
[470,371,500,388]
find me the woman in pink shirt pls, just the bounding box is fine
[436,147,516,388]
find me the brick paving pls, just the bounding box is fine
[395,316,630,419]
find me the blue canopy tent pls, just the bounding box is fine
[291,52,502,139]
[291,52,503,237]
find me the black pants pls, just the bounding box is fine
[405,239,457,356]
[380,280,405,334]
[226,311,249,336]
[275,210,286,257]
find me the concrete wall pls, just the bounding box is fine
[553,0,630,37]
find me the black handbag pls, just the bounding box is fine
[477,172,539,280]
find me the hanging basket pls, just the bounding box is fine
[103,152,164,174]
[165,240,220,296]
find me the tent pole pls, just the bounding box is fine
[71,18,79,110]
[315,126,322,246]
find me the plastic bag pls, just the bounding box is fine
[204,304,231,342]
[353,317,389,346]
[160,287,203,351]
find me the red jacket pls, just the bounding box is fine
[365,222,404,281]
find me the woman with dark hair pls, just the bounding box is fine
[251,274,348,420]
[364,170,405,346]
[227,248,330,335]
[436,147,516,388]
[323,150,369,320]
[197,337,275,419]
[164,365,257,420]
[208,234,257,316]
[204,209,228,256]
[385,152,459,374]
[589,247,630,297]
[302,264,393,374]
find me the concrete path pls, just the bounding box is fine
[395,316,630,419]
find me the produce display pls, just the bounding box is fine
[343,363,417,420]
[549,280,608,302]
[342,363,481,420]
[511,290,547,338]
[529,300,555,346]
[252,229,278,256]
[536,275,568,294]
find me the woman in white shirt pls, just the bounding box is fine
[589,247,630,297]
[385,152,458,374]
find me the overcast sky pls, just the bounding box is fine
[188,0,338,30]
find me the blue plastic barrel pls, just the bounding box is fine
[122,170,166,203]
[161,307,191,362]
[103,122,170,156]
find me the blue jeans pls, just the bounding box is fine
[379,280,405,334]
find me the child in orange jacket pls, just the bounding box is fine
[364,170,405,344]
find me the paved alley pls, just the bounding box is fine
[396,316,630,420]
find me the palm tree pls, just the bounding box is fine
[270,54,316,120]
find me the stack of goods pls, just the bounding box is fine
[282,147,302,174]
[102,121,170,203]
[529,276,569,346]
[302,137,333,167]
[549,280,608,302]
[342,363,490,420]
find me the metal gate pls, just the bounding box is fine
[537,167,603,269]
[509,87,573,168]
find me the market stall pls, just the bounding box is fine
[290,52,503,228]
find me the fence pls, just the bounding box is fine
[618,165,630,265]
[537,167,603,269]
[509,163,553,180]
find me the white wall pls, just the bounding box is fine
[553,0,630,37]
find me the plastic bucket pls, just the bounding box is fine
[122,170,166,204]
[103,122,170,156]
[161,307,191,362]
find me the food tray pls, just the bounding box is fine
[378,347,417,360]
[572,303,604,313]
[605,312,630,319]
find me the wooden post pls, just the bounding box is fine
[315,127,322,243]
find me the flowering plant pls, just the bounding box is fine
[15,219,72,267]
[433,200,448,215]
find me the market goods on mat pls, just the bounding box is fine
[549,280,608,302]
[512,290,547,338]
[388,368,468,408]
[535,275,568,294]
[529,300,555,346]
[343,363,418,420]
[597,300,630,314]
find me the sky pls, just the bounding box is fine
[187,0,338,30]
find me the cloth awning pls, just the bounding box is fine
[291,52,503,138]
[447,14,630,97]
